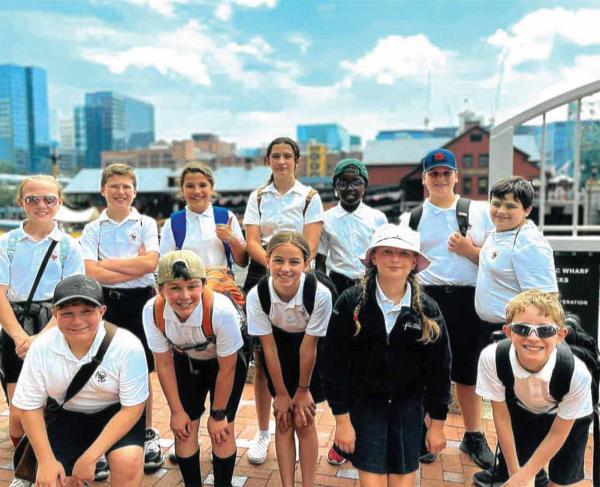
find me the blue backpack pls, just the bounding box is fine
[170,207,233,269]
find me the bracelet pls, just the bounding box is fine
[297,384,310,390]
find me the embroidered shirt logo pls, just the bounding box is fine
[403,321,422,331]
[129,232,138,241]
[491,250,499,260]
[95,370,107,383]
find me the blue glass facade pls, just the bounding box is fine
[297,124,350,152]
[0,64,50,173]
[85,92,154,168]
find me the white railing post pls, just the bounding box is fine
[539,113,547,230]
[572,99,582,236]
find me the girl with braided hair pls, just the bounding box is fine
[324,224,451,486]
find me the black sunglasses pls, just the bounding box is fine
[24,195,59,207]
[509,322,559,339]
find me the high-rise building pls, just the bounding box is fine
[84,92,154,168]
[296,124,350,152]
[0,64,50,173]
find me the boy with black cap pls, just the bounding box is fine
[11,275,149,487]
[316,158,387,465]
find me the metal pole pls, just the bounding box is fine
[572,99,582,236]
[539,113,547,231]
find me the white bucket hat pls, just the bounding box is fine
[361,223,431,272]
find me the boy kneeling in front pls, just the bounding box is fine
[476,289,593,486]
[11,275,148,487]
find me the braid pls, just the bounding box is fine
[353,266,376,336]
[408,273,440,343]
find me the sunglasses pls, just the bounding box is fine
[509,322,559,338]
[335,179,364,190]
[24,195,59,207]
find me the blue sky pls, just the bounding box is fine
[2,0,600,148]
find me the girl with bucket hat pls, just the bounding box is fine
[324,224,451,486]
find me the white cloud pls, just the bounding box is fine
[288,34,311,54]
[118,0,190,16]
[487,8,600,69]
[232,0,276,7]
[340,34,446,85]
[214,0,277,21]
[215,2,232,21]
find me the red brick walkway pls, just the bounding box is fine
[0,374,594,486]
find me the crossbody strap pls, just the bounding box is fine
[63,321,118,405]
[24,240,58,314]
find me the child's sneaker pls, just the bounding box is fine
[247,431,270,465]
[144,428,164,471]
[459,431,494,469]
[327,446,347,466]
[9,479,33,487]
[94,454,110,481]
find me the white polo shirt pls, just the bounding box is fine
[159,205,244,267]
[375,279,412,335]
[243,181,324,246]
[475,220,558,323]
[142,292,243,361]
[399,197,493,286]
[0,223,84,301]
[476,342,592,420]
[12,323,149,414]
[79,208,159,289]
[319,203,388,280]
[247,273,332,336]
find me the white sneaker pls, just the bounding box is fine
[144,428,165,471]
[247,431,270,465]
[295,433,300,463]
[9,479,33,487]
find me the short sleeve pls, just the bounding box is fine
[12,342,48,410]
[116,331,149,406]
[0,235,11,286]
[159,219,176,255]
[246,287,273,336]
[556,360,593,420]
[305,284,332,337]
[79,222,99,261]
[141,217,160,254]
[243,190,260,226]
[375,210,388,226]
[303,191,324,224]
[476,343,506,402]
[228,211,245,243]
[318,226,329,255]
[212,294,244,357]
[62,236,85,277]
[513,244,558,292]
[142,299,171,354]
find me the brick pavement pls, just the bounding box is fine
[0,374,594,486]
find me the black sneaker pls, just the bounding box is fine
[419,452,437,464]
[473,467,549,487]
[459,431,495,469]
[94,455,110,481]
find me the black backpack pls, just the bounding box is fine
[256,270,339,316]
[496,313,599,485]
[408,197,471,237]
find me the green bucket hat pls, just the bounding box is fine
[333,158,369,183]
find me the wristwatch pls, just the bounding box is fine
[210,408,227,421]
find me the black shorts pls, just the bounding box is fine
[328,271,359,297]
[173,352,247,422]
[257,327,325,403]
[423,286,483,385]
[478,320,505,353]
[102,286,156,372]
[1,301,52,384]
[511,406,592,485]
[47,403,145,476]
[242,260,267,294]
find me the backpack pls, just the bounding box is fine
[408,197,471,237]
[7,229,69,269]
[256,270,339,318]
[170,206,233,269]
[495,314,599,486]
[256,187,318,220]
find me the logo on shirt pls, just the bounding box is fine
[51,252,59,262]
[403,321,422,331]
[95,370,107,383]
[490,250,499,260]
[129,232,138,242]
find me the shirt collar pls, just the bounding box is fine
[509,344,557,382]
[164,299,204,327]
[98,207,141,224]
[263,180,304,197]
[17,222,64,242]
[424,195,460,215]
[375,277,412,310]
[53,321,107,361]
[268,273,306,307]
[335,201,367,216]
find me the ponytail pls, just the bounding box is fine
[407,273,440,343]
[352,267,376,336]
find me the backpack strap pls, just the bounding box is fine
[212,206,233,270]
[495,338,515,397]
[455,197,471,237]
[549,343,575,403]
[303,188,318,216]
[256,187,266,220]
[302,271,318,316]
[408,205,423,231]
[257,276,271,316]
[170,209,187,250]
[153,295,166,335]
[201,286,215,344]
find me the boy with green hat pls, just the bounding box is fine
[316,158,387,465]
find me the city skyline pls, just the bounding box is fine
[2,1,600,149]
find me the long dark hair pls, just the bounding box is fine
[264,137,301,185]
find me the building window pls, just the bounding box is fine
[462,177,472,195]
[479,153,489,166]
[478,177,488,195]
[470,132,483,142]
[462,154,473,167]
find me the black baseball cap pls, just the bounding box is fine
[53,275,105,307]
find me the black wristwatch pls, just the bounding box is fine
[210,408,227,421]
